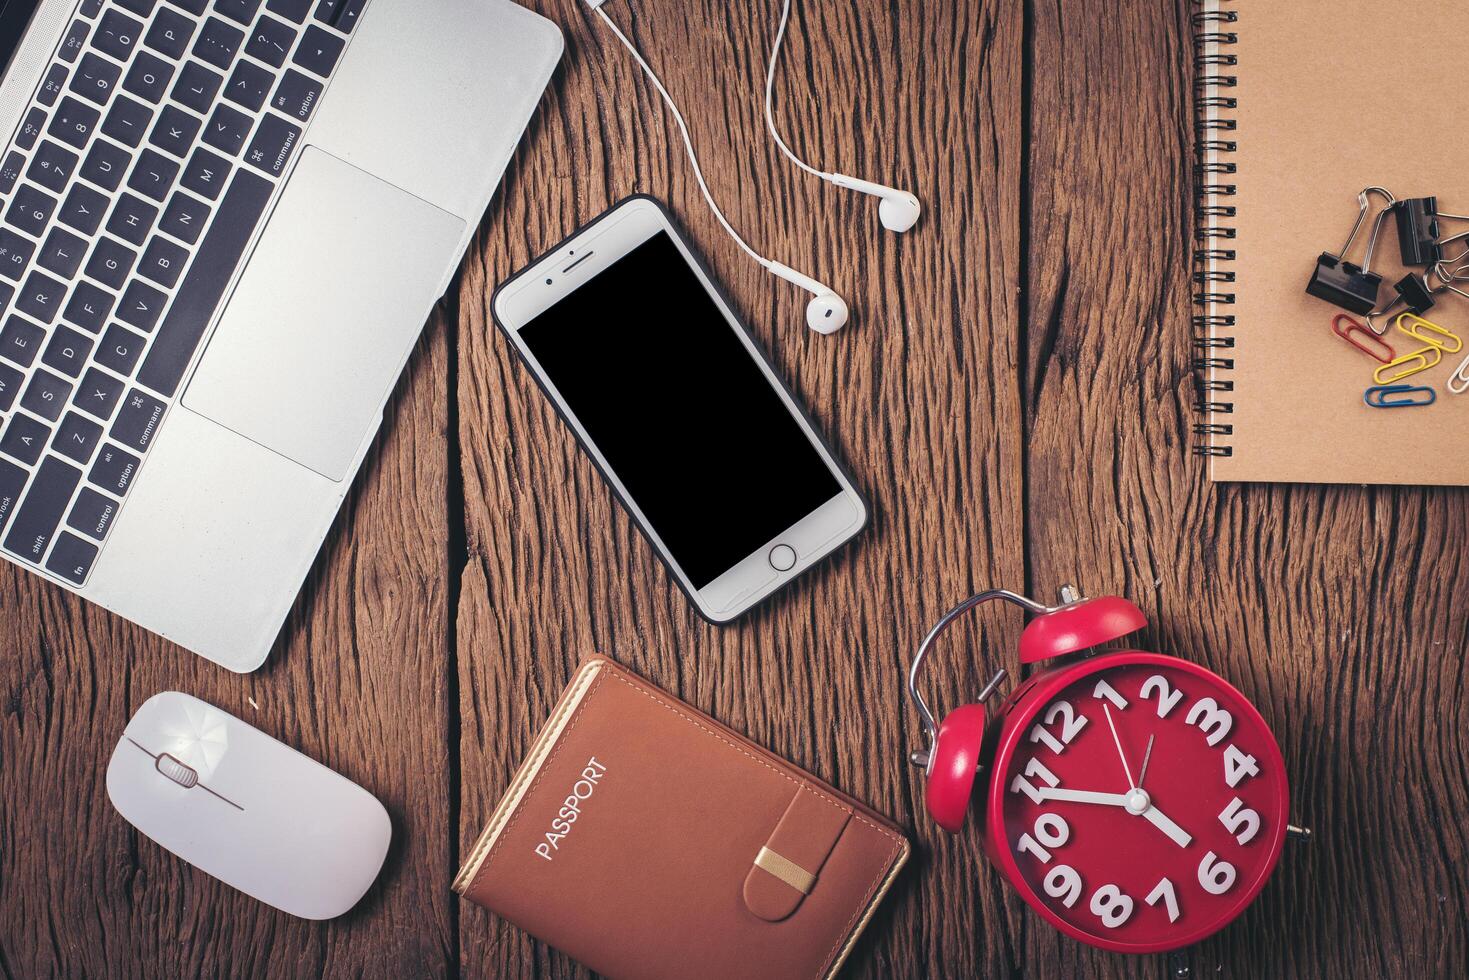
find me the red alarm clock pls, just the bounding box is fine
[906,587,1306,953]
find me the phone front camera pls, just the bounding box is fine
[545,278,553,285]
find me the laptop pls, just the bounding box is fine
[0,0,562,671]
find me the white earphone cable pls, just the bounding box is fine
[592,4,773,271]
[763,0,826,180]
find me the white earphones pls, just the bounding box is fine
[764,0,922,234]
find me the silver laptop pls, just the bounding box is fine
[0,0,562,671]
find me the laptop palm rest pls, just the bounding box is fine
[182,146,465,482]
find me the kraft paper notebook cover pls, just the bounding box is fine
[453,656,910,980]
[1194,0,1469,484]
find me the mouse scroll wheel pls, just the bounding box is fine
[156,753,200,789]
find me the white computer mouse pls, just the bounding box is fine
[106,691,392,920]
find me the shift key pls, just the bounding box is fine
[3,456,81,563]
[111,388,167,452]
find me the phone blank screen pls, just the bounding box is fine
[517,231,843,588]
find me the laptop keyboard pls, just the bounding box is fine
[0,0,362,588]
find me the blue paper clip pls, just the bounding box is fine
[1364,384,1436,407]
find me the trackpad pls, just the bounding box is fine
[183,147,464,482]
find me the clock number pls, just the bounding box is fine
[1044,865,1083,908]
[1089,884,1135,929]
[1017,812,1070,863]
[1145,877,1181,923]
[1184,697,1234,746]
[1198,850,1237,895]
[1017,833,1051,864]
[1140,674,1184,718]
[1218,797,1261,845]
[1092,678,1128,710]
[1223,744,1260,787]
[1010,758,1060,805]
[1029,700,1088,754]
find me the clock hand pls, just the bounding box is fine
[1103,703,1137,788]
[1137,733,1156,788]
[1138,800,1193,848]
[1036,787,1130,807]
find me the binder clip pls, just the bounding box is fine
[1364,384,1436,408]
[1331,314,1395,363]
[1393,197,1469,267]
[1392,273,1436,314]
[1306,188,1395,314]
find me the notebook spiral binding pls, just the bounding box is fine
[1190,1,1239,458]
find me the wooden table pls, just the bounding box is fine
[4,0,1467,976]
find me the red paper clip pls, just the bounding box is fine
[1332,314,1395,363]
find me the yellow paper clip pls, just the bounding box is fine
[1395,312,1464,353]
[1450,352,1469,395]
[1374,344,1443,384]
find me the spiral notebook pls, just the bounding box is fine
[1192,0,1469,485]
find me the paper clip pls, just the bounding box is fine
[1364,384,1437,408]
[1331,314,1395,363]
[1373,344,1443,384]
[1450,352,1469,395]
[1395,312,1463,353]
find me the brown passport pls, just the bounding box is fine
[453,656,910,979]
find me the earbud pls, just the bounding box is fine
[766,261,850,334]
[826,173,923,233]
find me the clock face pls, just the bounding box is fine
[986,652,1289,953]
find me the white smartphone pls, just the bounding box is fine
[492,196,868,623]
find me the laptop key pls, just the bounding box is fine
[294,25,344,77]
[90,443,140,495]
[0,457,24,535]
[80,139,131,192]
[335,0,365,33]
[17,107,46,150]
[160,192,209,244]
[312,0,341,24]
[267,0,311,24]
[137,168,271,397]
[127,149,180,202]
[118,279,167,332]
[7,185,57,236]
[38,64,69,107]
[0,230,36,283]
[270,69,320,122]
[167,0,210,14]
[102,96,154,148]
[108,193,159,245]
[0,315,43,367]
[73,367,126,421]
[1,413,49,464]
[17,270,67,325]
[203,103,252,156]
[171,60,222,114]
[111,388,166,451]
[86,237,137,290]
[145,6,197,60]
[94,10,145,63]
[59,183,109,235]
[194,17,245,70]
[38,227,88,280]
[49,98,101,149]
[43,326,93,379]
[70,52,121,106]
[59,20,89,63]
[0,151,23,194]
[79,0,103,16]
[139,237,188,289]
[95,324,145,376]
[53,412,103,464]
[225,59,274,112]
[150,105,201,157]
[246,16,296,67]
[46,531,98,583]
[67,486,118,540]
[22,370,71,421]
[0,361,19,411]
[3,456,80,564]
[116,0,158,15]
[216,0,264,26]
[124,51,176,104]
[62,281,115,335]
[244,114,299,177]
[28,141,80,193]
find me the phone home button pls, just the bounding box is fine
[768,544,797,572]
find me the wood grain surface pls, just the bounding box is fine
[3,0,1467,978]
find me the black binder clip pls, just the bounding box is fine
[1393,197,1444,266]
[1306,187,1395,314]
[1393,272,1436,314]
